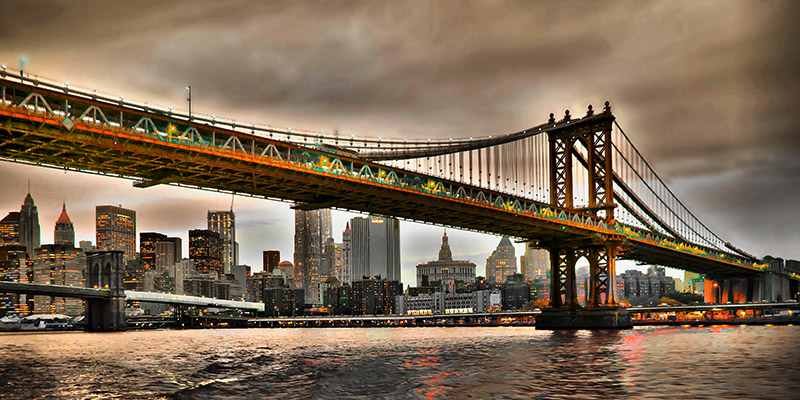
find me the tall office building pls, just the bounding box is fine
[263,250,280,274]
[521,243,549,281]
[32,244,84,316]
[341,222,352,284]
[19,192,40,257]
[96,205,136,264]
[208,210,237,274]
[294,209,332,303]
[54,202,75,246]
[189,229,223,275]
[139,232,167,271]
[351,216,401,282]
[485,236,517,284]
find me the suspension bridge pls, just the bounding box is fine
[0,68,796,328]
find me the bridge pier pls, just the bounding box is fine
[85,251,126,331]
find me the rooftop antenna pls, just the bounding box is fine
[230,192,235,212]
[27,178,30,194]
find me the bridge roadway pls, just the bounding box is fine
[0,75,766,278]
[626,301,800,314]
[0,282,264,311]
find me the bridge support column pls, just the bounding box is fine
[541,244,630,329]
[85,251,126,331]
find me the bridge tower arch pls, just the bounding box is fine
[545,103,619,309]
[85,251,126,331]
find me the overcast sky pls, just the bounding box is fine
[1,0,798,284]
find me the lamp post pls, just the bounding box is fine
[186,86,192,119]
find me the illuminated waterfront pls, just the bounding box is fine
[1,326,798,399]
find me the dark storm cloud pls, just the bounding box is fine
[1,0,798,261]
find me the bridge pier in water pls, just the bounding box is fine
[85,251,127,331]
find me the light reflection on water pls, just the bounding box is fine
[0,325,798,399]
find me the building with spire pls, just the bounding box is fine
[54,202,75,246]
[19,192,40,257]
[415,230,476,287]
[485,236,517,284]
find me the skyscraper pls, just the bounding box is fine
[341,222,352,284]
[263,250,280,274]
[521,243,549,280]
[208,210,237,274]
[140,232,167,271]
[189,229,223,275]
[350,216,401,282]
[96,205,136,264]
[19,192,40,257]
[485,236,517,284]
[33,244,83,316]
[293,209,332,303]
[155,240,177,269]
[54,202,75,246]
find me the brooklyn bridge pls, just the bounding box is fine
[1,68,797,329]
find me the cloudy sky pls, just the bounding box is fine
[1,0,798,284]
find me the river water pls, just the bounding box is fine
[1,325,798,399]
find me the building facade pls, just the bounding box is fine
[32,244,84,316]
[54,202,75,246]
[350,216,400,282]
[294,209,332,303]
[140,232,167,271]
[351,277,402,315]
[521,243,549,281]
[263,250,280,274]
[208,210,237,274]
[96,205,136,264]
[189,229,223,275]
[415,230,476,287]
[485,236,517,284]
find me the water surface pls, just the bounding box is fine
[1,325,798,399]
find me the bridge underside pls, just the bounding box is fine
[0,114,593,245]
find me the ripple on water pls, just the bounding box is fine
[1,326,799,399]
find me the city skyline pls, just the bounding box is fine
[1,1,798,287]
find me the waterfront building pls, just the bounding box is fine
[53,202,75,246]
[501,273,531,310]
[415,230,476,287]
[485,236,517,284]
[530,278,550,303]
[263,250,280,274]
[521,244,549,281]
[617,268,676,301]
[19,192,40,258]
[395,290,498,315]
[140,232,167,271]
[294,209,332,303]
[350,216,401,283]
[263,287,305,317]
[351,277,402,315]
[189,229,223,276]
[32,244,84,316]
[208,210,237,274]
[325,283,353,315]
[685,271,704,294]
[96,205,136,264]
